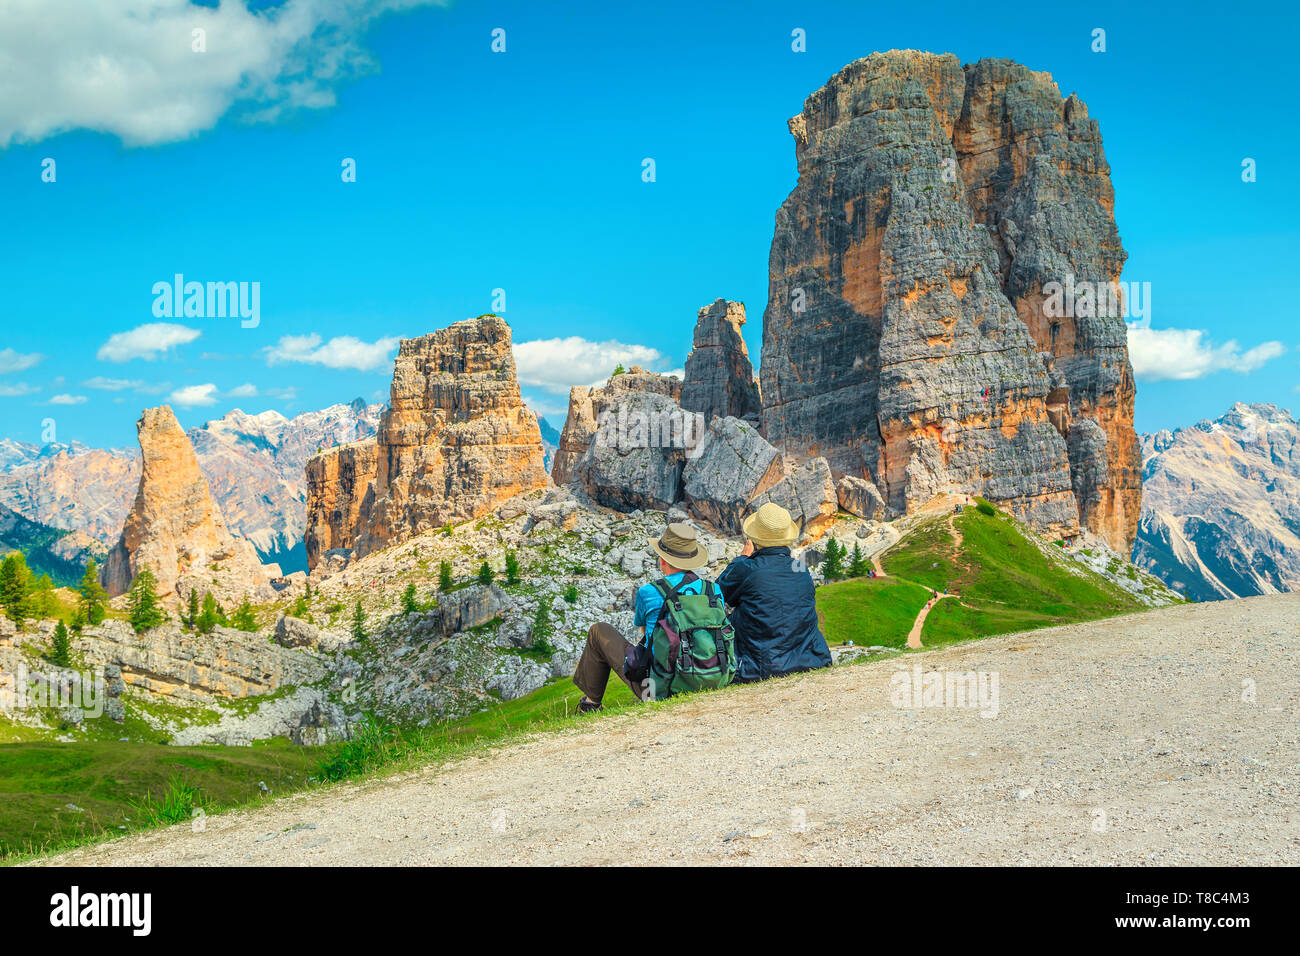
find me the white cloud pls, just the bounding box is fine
[48,393,87,405]
[97,323,201,362]
[0,383,40,397]
[264,333,399,371]
[82,376,145,391]
[513,337,669,393]
[1126,325,1287,382]
[0,348,43,373]
[227,383,258,398]
[169,383,220,407]
[0,0,447,148]
[266,386,298,401]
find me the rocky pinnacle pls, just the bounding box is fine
[760,50,1140,552]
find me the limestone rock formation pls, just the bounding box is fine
[0,400,381,572]
[550,367,683,485]
[682,416,784,534]
[749,457,839,539]
[101,406,274,604]
[1134,403,1300,600]
[304,440,379,571]
[680,299,762,426]
[836,475,887,521]
[570,390,702,512]
[303,315,548,568]
[760,50,1140,552]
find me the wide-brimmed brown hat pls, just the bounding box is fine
[742,501,802,547]
[650,522,708,570]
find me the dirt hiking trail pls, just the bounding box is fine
[44,593,1300,866]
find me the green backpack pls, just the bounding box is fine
[645,573,737,701]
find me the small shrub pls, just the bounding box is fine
[976,501,996,517]
[504,551,521,586]
[129,775,201,827]
[563,584,579,603]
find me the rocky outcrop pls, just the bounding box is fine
[77,619,326,701]
[680,299,761,426]
[682,416,784,534]
[749,457,839,539]
[101,406,274,604]
[570,391,702,512]
[0,400,381,572]
[1134,403,1300,600]
[550,367,683,485]
[303,440,379,571]
[759,50,1140,553]
[836,475,887,521]
[304,315,548,568]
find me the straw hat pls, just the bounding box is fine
[741,502,802,548]
[650,522,708,570]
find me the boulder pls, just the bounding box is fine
[682,416,784,534]
[435,584,508,637]
[551,367,684,486]
[836,475,888,521]
[749,457,839,540]
[571,391,702,512]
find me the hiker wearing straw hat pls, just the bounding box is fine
[717,501,832,683]
[572,522,736,712]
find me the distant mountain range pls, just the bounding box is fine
[1135,403,1300,600]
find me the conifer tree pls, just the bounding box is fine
[77,559,108,626]
[127,569,167,633]
[821,539,844,581]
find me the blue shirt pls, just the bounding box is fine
[634,572,704,644]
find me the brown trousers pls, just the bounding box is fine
[572,622,641,703]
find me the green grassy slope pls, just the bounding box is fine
[0,739,318,857]
[816,576,932,647]
[880,505,1147,647]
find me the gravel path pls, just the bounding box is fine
[44,593,1300,866]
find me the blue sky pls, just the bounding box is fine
[1,0,1296,448]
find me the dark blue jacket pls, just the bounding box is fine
[716,546,832,682]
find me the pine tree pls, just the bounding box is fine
[848,543,869,579]
[127,569,167,633]
[50,620,72,668]
[821,539,843,581]
[0,552,32,626]
[504,551,521,586]
[185,587,200,630]
[197,592,221,634]
[531,596,554,651]
[477,561,494,586]
[230,596,257,632]
[401,582,419,615]
[438,560,453,592]
[30,574,57,618]
[77,559,108,626]
[351,601,367,641]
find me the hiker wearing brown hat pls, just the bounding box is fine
[716,502,832,682]
[573,521,729,711]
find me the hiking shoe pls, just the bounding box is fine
[578,697,602,714]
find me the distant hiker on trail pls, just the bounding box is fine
[573,522,736,712]
[717,502,832,683]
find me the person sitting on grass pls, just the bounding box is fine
[716,501,832,683]
[573,522,712,712]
